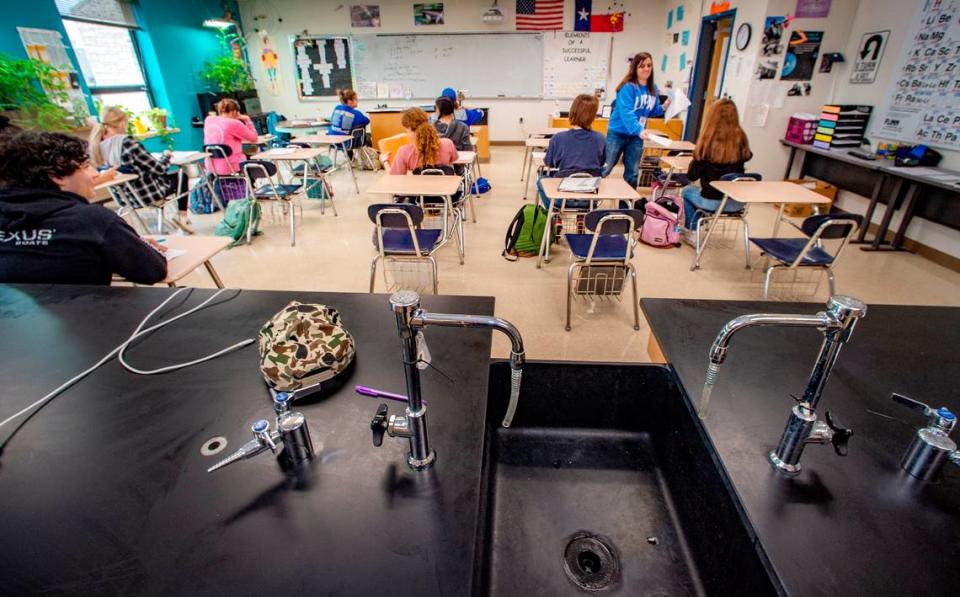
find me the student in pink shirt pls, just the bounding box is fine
[203,99,258,175]
[390,108,458,174]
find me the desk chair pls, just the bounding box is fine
[242,159,304,246]
[286,141,333,179]
[324,128,360,193]
[378,133,410,169]
[412,166,465,265]
[539,172,595,261]
[368,203,443,294]
[692,173,762,270]
[563,209,644,332]
[750,212,863,299]
[203,144,246,205]
[107,182,151,234]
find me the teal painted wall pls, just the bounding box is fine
[0,0,243,150]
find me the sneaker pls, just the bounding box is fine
[680,228,695,247]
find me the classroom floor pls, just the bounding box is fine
[172,146,960,362]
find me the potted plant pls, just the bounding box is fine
[0,54,83,130]
[200,32,255,94]
[143,107,168,130]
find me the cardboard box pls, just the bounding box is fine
[776,179,837,218]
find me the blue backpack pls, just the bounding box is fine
[472,177,491,194]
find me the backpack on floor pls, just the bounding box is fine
[503,203,552,261]
[215,177,249,205]
[472,177,491,194]
[352,146,382,171]
[189,178,220,215]
[215,197,262,245]
[640,197,683,248]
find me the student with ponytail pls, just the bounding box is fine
[329,88,370,137]
[389,108,458,175]
[603,52,670,188]
[88,106,192,232]
[203,98,258,175]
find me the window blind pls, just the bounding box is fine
[55,0,137,28]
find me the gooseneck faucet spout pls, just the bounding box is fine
[372,291,526,471]
[699,295,867,475]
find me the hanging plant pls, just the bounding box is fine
[0,54,81,131]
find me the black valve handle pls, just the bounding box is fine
[825,411,853,456]
[891,393,932,416]
[371,403,388,447]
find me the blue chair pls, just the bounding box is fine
[266,111,291,146]
[750,212,863,299]
[368,203,443,294]
[563,209,644,332]
[242,159,303,246]
[693,172,763,269]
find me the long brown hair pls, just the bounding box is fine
[693,99,752,164]
[617,52,656,94]
[401,107,441,168]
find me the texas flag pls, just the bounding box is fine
[574,0,625,32]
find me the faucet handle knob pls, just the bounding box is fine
[892,392,933,416]
[371,404,388,447]
[825,411,853,456]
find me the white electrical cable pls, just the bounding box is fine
[0,288,254,431]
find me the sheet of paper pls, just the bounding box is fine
[357,81,377,98]
[751,104,770,127]
[163,249,187,262]
[664,87,691,121]
[388,82,404,99]
[376,83,389,98]
[261,148,297,156]
[645,134,674,148]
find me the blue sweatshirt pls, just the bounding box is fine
[544,128,606,178]
[608,83,664,137]
[329,104,370,135]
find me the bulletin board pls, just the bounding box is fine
[871,0,960,150]
[542,31,612,99]
[292,36,355,99]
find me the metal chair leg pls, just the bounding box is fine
[763,265,778,299]
[565,262,577,331]
[289,200,296,246]
[369,256,380,293]
[429,256,439,294]
[630,267,640,331]
[456,210,465,265]
[742,217,752,269]
[826,268,836,296]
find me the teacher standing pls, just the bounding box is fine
[603,52,669,188]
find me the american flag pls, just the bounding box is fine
[516,0,564,30]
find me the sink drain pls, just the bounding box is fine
[562,531,621,592]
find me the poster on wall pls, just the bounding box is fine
[780,31,822,81]
[414,3,444,25]
[259,32,281,96]
[872,0,960,150]
[292,37,355,99]
[761,16,785,57]
[849,30,889,84]
[350,5,381,27]
[795,0,831,18]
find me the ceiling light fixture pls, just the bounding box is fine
[482,1,504,23]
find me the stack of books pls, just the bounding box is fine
[814,105,872,150]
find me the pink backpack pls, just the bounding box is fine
[640,197,683,248]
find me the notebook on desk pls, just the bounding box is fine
[558,176,601,193]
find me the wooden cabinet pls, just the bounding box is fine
[549,116,684,140]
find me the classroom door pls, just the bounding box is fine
[686,11,736,141]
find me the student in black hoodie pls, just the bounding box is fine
[0,131,167,285]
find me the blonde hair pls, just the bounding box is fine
[401,108,440,169]
[88,106,128,168]
[693,99,752,164]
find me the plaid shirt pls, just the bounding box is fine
[119,137,173,205]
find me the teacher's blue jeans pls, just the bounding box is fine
[603,131,644,188]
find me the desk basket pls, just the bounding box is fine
[785,116,818,144]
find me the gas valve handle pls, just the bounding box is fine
[825,411,853,456]
[371,404,388,447]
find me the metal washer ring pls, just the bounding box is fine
[201,436,228,456]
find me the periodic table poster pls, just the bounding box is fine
[872,0,960,150]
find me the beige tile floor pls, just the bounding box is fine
[170,146,960,362]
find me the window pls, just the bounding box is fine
[61,18,151,115]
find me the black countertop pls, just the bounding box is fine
[0,285,495,595]
[642,299,960,596]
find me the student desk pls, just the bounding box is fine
[291,133,358,193]
[780,139,960,253]
[275,120,329,134]
[649,138,695,153]
[537,178,640,268]
[94,173,152,233]
[692,181,825,271]
[520,137,552,188]
[144,235,231,288]
[251,147,337,235]
[453,150,480,221]
[529,127,569,137]
[366,174,466,263]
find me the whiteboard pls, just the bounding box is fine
[871,0,960,151]
[353,33,543,99]
[543,31,612,99]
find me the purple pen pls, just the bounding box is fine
[355,385,426,405]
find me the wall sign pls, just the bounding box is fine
[873,0,960,150]
[850,30,889,84]
[780,31,823,81]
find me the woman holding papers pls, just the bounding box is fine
[603,52,670,188]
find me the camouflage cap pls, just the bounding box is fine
[258,302,356,392]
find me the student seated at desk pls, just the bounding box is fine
[439,87,484,126]
[390,108,459,175]
[0,131,167,286]
[203,98,258,175]
[536,94,606,208]
[433,97,472,151]
[89,106,191,232]
[681,99,753,230]
[329,88,371,139]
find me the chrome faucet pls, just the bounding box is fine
[208,393,315,473]
[371,290,526,471]
[698,295,867,475]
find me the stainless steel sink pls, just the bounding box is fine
[474,362,778,596]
